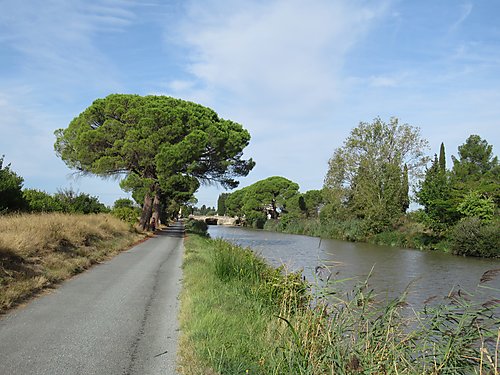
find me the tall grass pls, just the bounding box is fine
[179,235,500,374]
[271,277,499,374]
[0,212,144,313]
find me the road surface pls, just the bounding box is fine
[0,222,184,375]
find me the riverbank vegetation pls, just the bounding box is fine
[179,234,499,374]
[0,213,144,313]
[221,118,499,257]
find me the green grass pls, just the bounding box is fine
[179,234,500,374]
[178,235,284,374]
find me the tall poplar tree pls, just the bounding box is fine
[324,117,429,231]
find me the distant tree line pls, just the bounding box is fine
[220,176,323,228]
[220,118,499,258]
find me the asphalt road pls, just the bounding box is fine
[0,222,185,375]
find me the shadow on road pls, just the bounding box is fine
[155,223,185,238]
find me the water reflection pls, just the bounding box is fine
[208,226,500,307]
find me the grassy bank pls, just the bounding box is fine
[179,234,499,374]
[0,213,145,313]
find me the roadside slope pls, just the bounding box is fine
[0,222,184,375]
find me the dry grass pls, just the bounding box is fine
[0,213,145,313]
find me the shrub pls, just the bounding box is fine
[110,207,139,225]
[0,156,25,213]
[185,219,208,237]
[112,198,135,209]
[450,217,500,257]
[23,189,63,212]
[371,230,405,247]
[263,219,279,231]
[244,211,267,229]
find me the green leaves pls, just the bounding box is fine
[0,156,25,212]
[55,94,255,220]
[324,117,429,233]
[225,176,301,227]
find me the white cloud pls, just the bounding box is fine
[171,0,388,119]
[165,0,390,205]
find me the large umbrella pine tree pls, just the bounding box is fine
[55,94,255,228]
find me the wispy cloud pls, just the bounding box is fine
[163,0,390,196]
[449,2,473,33]
[0,0,138,95]
[170,0,388,121]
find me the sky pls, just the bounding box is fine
[1,0,499,208]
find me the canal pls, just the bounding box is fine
[208,226,500,307]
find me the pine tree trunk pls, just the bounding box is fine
[140,193,153,230]
[152,192,161,227]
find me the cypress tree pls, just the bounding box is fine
[439,142,446,172]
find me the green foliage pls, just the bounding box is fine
[416,136,498,239]
[217,193,230,216]
[416,153,456,231]
[184,218,209,237]
[451,134,500,205]
[110,206,140,225]
[225,176,300,227]
[452,134,499,181]
[439,142,446,172]
[324,117,429,233]
[211,238,267,283]
[457,190,495,222]
[112,198,135,209]
[225,188,246,217]
[54,189,108,214]
[0,156,25,213]
[194,204,216,216]
[244,210,267,229]
[55,94,255,227]
[181,236,500,374]
[400,163,410,212]
[450,217,500,257]
[23,189,63,212]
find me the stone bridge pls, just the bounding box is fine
[189,215,240,226]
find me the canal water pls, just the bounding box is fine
[208,226,500,307]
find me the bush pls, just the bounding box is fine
[110,207,139,225]
[112,198,135,209]
[371,230,405,247]
[450,217,500,257]
[244,211,267,229]
[185,219,209,237]
[263,219,279,231]
[23,189,63,212]
[0,156,25,213]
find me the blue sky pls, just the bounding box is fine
[1,0,499,207]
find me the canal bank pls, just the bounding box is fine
[179,233,499,374]
[208,225,500,307]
